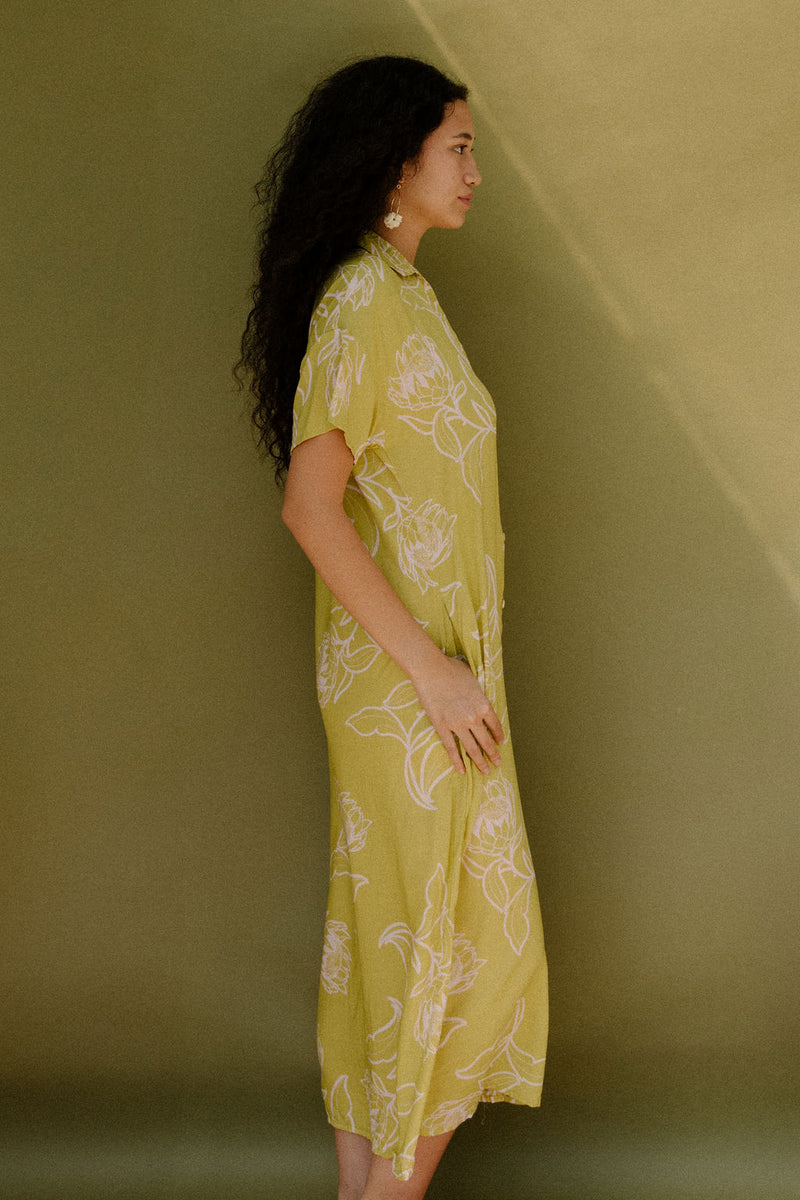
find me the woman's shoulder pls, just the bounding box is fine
[311,235,406,337]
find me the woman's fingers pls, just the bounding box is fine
[434,711,498,776]
[457,729,491,773]
[482,704,505,746]
[467,719,503,768]
[438,727,466,775]
[456,716,501,773]
[413,655,506,775]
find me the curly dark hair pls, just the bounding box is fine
[233,55,468,483]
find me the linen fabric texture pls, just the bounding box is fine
[291,231,548,1181]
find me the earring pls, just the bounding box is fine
[383,187,403,230]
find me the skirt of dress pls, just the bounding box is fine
[316,632,548,1182]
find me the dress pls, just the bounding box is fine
[291,230,548,1181]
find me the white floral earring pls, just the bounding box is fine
[383,184,403,229]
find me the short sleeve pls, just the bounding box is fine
[291,274,380,463]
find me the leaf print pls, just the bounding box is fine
[315,632,337,705]
[462,772,535,955]
[361,1064,425,1180]
[316,606,382,708]
[455,999,545,1092]
[347,700,408,741]
[362,1064,400,1147]
[367,995,404,1065]
[346,681,452,810]
[439,580,462,620]
[349,452,400,512]
[317,327,365,418]
[363,982,464,1177]
[457,413,494,504]
[320,917,352,995]
[387,335,495,502]
[349,461,459,595]
[363,990,427,1178]
[344,477,382,557]
[326,1074,357,1132]
[473,554,503,701]
[379,865,482,1056]
[421,1093,481,1137]
[341,259,376,311]
[399,275,441,318]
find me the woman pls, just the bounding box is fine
[237,56,548,1199]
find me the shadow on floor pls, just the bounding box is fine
[2,1080,798,1200]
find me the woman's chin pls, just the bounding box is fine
[438,211,468,230]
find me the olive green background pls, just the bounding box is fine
[2,2,798,1197]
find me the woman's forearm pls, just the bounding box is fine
[282,495,445,683]
[282,430,503,773]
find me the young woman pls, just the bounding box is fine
[237,56,548,1200]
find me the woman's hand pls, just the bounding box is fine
[410,654,504,776]
[284,430,504,777]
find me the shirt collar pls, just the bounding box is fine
[358,230,419,278]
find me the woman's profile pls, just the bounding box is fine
[236,55,548,1199]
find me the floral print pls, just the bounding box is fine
[391,498,457,593]
[388,332,495,503]
[388,333,456,410]
[330,786,372,899]
[316,605,382,708]
[455,999,546,1092]
[292,231,547,1181]
[379,865,480,1055]
[346,681,453,812]
[320,918,352,996]
[463,772,536,956]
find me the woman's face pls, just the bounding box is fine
[399,100,481,234]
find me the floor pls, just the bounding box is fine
[2,1084,798,1200]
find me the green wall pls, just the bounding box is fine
[2,2,798,1196]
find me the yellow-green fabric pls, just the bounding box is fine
[291,230,548,1180]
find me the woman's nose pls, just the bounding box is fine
[465,158,481,187]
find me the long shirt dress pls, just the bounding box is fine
[291,230,548,1181]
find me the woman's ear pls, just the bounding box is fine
[399,156,420,185]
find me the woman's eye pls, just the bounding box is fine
[455,145,466,155]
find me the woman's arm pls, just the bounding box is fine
[282,428,504,776]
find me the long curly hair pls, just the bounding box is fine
[234,55,468,484]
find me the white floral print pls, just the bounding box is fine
[293,230,547,1182]
[390,498,457,593]
[325,1074,357,1132]
[346,681,452,811]
[455,999,545,1092]
[362,1064,425,1181]
[421,1093,482,1137]
[463,772,535,956]
[320,918,352,995]
[379,865,483,1055]
[316,605,382,708]
[317,327,365,419]
[388,332,496,503]
[330,787,372,898]
[341,258,378,311]
[388,333,455,410]
[473,553,503,703]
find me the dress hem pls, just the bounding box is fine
[326,1088,543,1162]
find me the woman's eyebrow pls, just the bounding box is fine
[450,132,475,141]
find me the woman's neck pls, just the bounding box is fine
[372,219,423,265]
